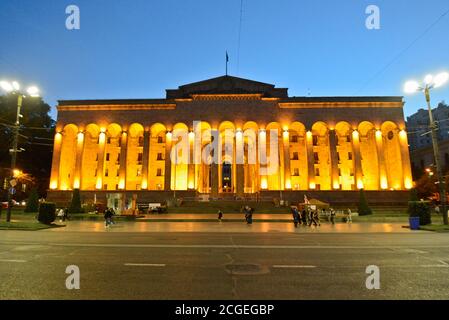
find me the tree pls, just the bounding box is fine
[358,189,373,216]
[0,94,55,197]
[409,188,419,202]
[68,189,83,214]
[24,188,39,213]
[415,174,437,200]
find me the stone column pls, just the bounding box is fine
[73,132,85,189]
[283,130,291,189]
[118,131,128,190]
[141,130,150,190]
[188,132,195,190]
[96,131,107,190]
[329,130,340,190]
[164,132,172,191]
[236,129,244,196]
[399,129,413,189]
[306,131,315,189]
[375,130,388,189]
[352,130,364,190]
[49,132,63,190]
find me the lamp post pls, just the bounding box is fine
[405,72,449,225]
[0,80,39,222]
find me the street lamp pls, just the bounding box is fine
[0,80,40,222]
[404,72,449,225]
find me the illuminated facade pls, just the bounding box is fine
[48,76,413,205]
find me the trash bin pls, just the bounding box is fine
[409,216,420,230]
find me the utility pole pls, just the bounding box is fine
[425,86,448,225]
[6,94,23,223]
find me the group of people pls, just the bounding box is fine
[243,206,254,225]
[290,207,352,227]
[104,207,116,227]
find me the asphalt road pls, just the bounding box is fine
[1,227,449,300]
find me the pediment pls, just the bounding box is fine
[166,75,288,99]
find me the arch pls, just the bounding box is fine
[242,122,259,193]
[264,122,282,190]
[149,123,167,190]
[358,121,379,190]
[335,121,352,137]
[126,123,145,190]
[171,123,189,190]
[59,124,78,190]
[81,124,101,190]
[102,123,123,191]
[289,122,308,190]
[311,121,331,190]
[218,121,236,193]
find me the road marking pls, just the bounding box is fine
[124,263,166,267]
[273,265,316,269]
[420,264,449,268]
[0,259,27,263]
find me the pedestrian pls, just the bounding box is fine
[57,208,64,222]
[63,207,69,221]
[104,208,112,228]
[330,208,336,225]
[291,206,300,228]
[435,206,440,215]
[301,209,307,225]
[315,210,321,226]
[346,209,352,224]
[218,210,223,221]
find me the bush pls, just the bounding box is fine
[409,188,419,202]
[38,202,56,224]
[357,189,373,216]
[68,189,83,214]
[408,201,432,226]
[24,188,39,213]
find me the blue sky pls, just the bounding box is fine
[0,0,448,119]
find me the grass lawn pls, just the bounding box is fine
[0,221,63,230]
[419,224,449,232]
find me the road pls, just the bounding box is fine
[0,222,448,300]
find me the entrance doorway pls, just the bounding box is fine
[222,162,232,193]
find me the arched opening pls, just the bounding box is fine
[335,121,355,190]
[149,123,166,191]
[59,124,78,190]
[358,121,379,190]
[126,123,144,190]
[265,122,282,191]
[81,124,100,190]
[219,121,235,193]
[243,121,259,193]
[171,123,189,191]
[312,122,331,190]
[289,122,307,190]
[195,121,212,193]
[103,123,122,191]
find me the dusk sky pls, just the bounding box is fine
[1,0,448,119]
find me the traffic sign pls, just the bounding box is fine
[9,179,17,187]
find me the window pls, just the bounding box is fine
[105,169,109,177]
[292,152,299,160]
[115,184,119,190]
[315,168,320,176]
[157,168,163,176]
[346,136,351,143]
[116,154,120,164]
[158,136,164,144]
[138,136,144,147]
[290,135,298,143]
[106,153,110,161]
[107,137,112,144]
[157,153,163,161]
[137,153,143,165]
[337,152,341,163]
[103,184,107,190]
[350,168,354,177]
[94,169,98,177]
[293,168,300,176]
[313,136,318,146]
[313,152,319,164]
[338,168,342,176]
[116,169,120,177]
[348,152,353,161]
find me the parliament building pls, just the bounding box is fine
[48,76,413,209]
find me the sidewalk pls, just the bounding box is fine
[139,213,292,222]
[49,221,417,233]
